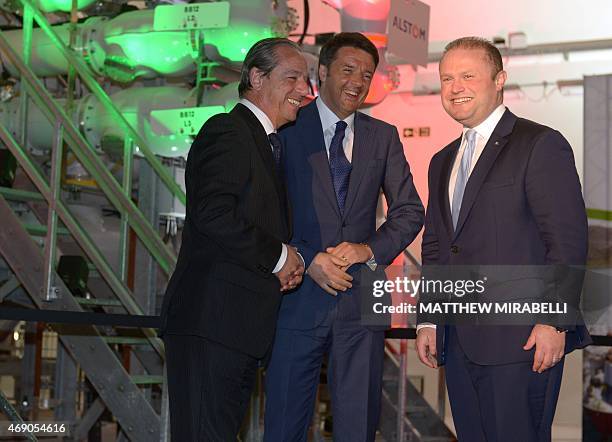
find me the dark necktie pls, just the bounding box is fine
[267,132,289,230]
[268,132,283,171]
[329,120,351,214]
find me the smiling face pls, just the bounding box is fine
[247,45,309,128]
[318,46,375,120]
[439,47,507,128]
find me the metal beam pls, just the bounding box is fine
[0,187,44,202]
[0,30,177,276]
[72,398,105,441]
[0,124,163,358]
[0,195,160,440]
[18,0,186,207]
[0,389,37,442]
[379,347,455,442]
[53,342,77,422]
[428,38,612,63]
[0,275,21,302]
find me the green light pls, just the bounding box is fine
[204,20,274,62]
[36,0,95,12]
[105,32,193,75]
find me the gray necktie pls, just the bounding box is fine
[451,129,477,229]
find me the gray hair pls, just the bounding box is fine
[238,38,303,97]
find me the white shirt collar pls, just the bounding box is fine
[239,98,275,135]
[462,104,506,141]
[316,96,355,133]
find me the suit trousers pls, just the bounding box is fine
[263,315,385,442]
[164,334,258,441]
[444,326,564,442]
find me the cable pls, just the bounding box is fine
[298,0,309,45]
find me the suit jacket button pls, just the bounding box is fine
[450,245,459,254]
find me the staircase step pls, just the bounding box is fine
[24,223,70,236]
[131,375,163,385]
[74,297,123,307]
[103,336,150,345]
[0,187,44,202]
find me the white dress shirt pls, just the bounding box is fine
[239,98,287,273]
[316,97,355,162]
[417,104,506,333]
[448,104,506,204]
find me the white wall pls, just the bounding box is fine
[290,0,612,48]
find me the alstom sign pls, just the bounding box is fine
[387,0,430,67]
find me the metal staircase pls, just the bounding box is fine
[0,0,186,439]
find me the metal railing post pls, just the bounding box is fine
[42,119,64,301]
[18,3,33,146]
[160,362,170,442]
[119,137,134,282]
[397,339,408,441]
[20,0,185,207]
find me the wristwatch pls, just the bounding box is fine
[361,243,377,271]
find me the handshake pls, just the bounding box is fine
[275,246,304,292]
[274,242,373,295]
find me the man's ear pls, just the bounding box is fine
[495,70,507,91]
[249,67,265,91]
[318,64,328,86]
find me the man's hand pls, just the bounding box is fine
[523,324,565,373]
[416,327,438,369]
[275,246,304,292]
[326,241,372,269]
[307,252,352,296]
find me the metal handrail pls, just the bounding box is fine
[0,30,176,275]
[0,123,164,358]
[403,248,423,271]
[0,18,171,356]
[0,389,37,441]
[16,0,186,207]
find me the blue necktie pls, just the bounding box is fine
[451,129,477,229]
[329,121,351,214]
[268,133,282,171]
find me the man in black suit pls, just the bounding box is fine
[416,37,591,441]
[159,38,308,441]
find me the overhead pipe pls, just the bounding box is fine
[0,0,291,82]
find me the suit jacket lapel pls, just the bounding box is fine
[343,112,375,219]
[453,109,517,238]
[439,139,460,238]
[300,102,342,219]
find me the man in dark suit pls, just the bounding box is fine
[159,38,308,441]
[416,37,591,441]
[264,33,424,441]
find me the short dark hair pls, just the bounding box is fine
[443,37,503,78]
[318,32,379,73]
[238,38,302,97]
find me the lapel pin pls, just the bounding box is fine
[494,141,500,145]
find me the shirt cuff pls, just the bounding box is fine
[273,243,288,274]
[416,323,437,333]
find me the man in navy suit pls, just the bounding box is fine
[264,33,424,441]
[416,37,591,441]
